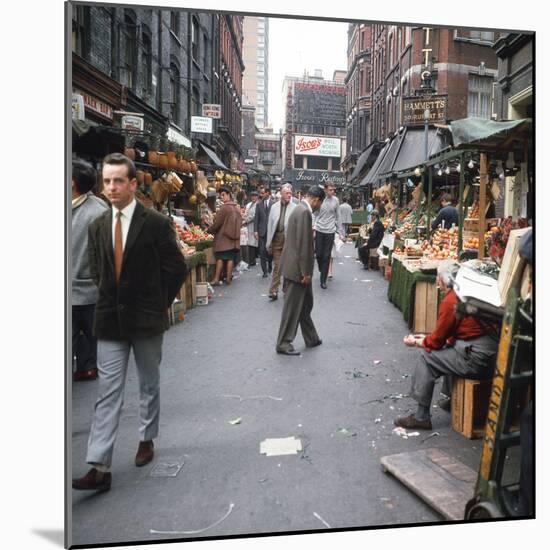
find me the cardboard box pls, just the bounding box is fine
[451,377,492,439]
[196,283,208,298]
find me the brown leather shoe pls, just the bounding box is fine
[393,414,432,430]
[135,440,154,467]
[72,468,111,492]
[73,368,98,382]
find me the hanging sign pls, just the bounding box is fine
[191,116,213,134]
[72,94,85,120]
[202,104,222,118]
[402,95,447,126]
[121,115,144,132]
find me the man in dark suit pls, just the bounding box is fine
[276,186,325,356]
[254,186,273,278]
[72,153,188,492]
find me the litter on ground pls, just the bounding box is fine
[260,437,302,456]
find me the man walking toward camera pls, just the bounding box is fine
[276,186,325,356]
[266,183,296,301]
[254,186,273,278]
[73,153,188,492]
[314,183,344,289]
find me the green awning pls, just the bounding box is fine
[450,118,531,148]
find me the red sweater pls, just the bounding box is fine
[423,289,488,352]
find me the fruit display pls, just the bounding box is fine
[468,200,479,218]
[484,217,529,259]
[418,227,459,260]
[180,223,213,244]
[463,236,480,250]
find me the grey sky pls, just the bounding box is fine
[267,17,349,132]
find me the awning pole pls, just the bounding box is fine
[478,152,488,259]
[427,167,433,239]
[458,153,465,253]
[395,180,401,225]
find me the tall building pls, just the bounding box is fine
[242,16,269,129]
[213,14,245,170]
[282,70,347,189]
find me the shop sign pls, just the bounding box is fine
[191,116,213,134]
[244,158,254,164]
[294,135,341,158]
[72,94,85,120]
[121,115,144,132]
[202,103,222,118]
[402,95,447,125]
[74,89,113,120]
[248,149,258,157]
[358,98,372,110]
[288,169,346,186]
[167,126,192,147]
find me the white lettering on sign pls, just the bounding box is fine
[202,104,222,118]
[74,89,113,119]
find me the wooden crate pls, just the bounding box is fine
[451,378,492,439]
[412,281,438,333]
[196,263,207,283]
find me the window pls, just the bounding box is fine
[191,87,200,117]
[468,75,493,118]
[170,11,180,35]
[258,34,265,44]
[308,156,328,170]
[257,81,265,91]
[170,64,180,123]
[294,155,304,168]
[202,33,208,70]
[192,17,199,60]
[121,12,137,89]
[469,30,494,42]
[260,151,275,164]
[141,31,152,97]
[72,5,88,56]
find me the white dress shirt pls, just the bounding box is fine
[112,198,137,251]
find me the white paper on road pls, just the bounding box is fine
[260,437,302,456]
[150,503,235,535]
[454,266,502,307]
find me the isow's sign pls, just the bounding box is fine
[294,135,341,158]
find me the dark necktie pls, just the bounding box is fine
[114,211,123,283]
[277,203,287,233]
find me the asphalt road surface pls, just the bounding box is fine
[70,242,486,547]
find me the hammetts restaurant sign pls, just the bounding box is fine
[402,95,447,125]
[285,169,346,187]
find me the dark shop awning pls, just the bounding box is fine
[199,141,229,170]
[390,127,452,174]
[349,141,381,183]
[374,130,406,181]
[359,139,392,187]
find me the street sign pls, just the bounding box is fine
[402,95,448,126]
[202,104,221,118]
[244,158,254,164]
[191,116,213,134]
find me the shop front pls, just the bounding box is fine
[283,168,346,190]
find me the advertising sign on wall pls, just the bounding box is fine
[294,135,341,158]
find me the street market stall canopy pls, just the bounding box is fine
[349,141,382,183]
[449,118,531,153]
[198,141,229,170]
[359,139,392,187]
[389,127,452,176]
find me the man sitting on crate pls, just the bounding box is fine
[394,261,499,430]
[358,210,385,270]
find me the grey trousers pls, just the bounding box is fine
[411,336,497,408]
[269,232,285,295]
[86,333,164,467]
[276,279,320,351]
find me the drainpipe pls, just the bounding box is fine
[157,10,162,114]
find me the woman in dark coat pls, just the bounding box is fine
[358,210,385,269]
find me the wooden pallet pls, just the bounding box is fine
[381,448,477,520]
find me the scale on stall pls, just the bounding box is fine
[380,229,533,520]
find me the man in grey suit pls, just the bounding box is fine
[72,153,188,492]
[254,186,273,278]
[276,186,325,356]
[266,183,296,301]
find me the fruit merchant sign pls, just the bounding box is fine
[294,135,341,157]
[402,95,447,125]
